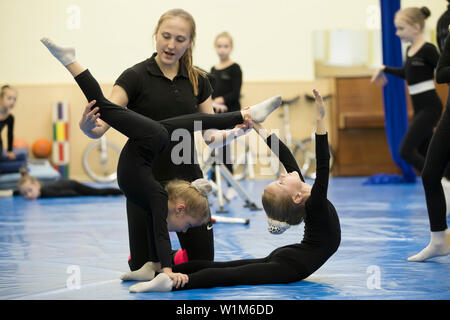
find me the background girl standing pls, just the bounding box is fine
[0,85,18,163]
[371,7,442,176]
[210,32,243,197]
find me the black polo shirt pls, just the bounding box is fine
[115,53,213,183]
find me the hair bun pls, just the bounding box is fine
[191,178,212,196]
[420,6,431,19]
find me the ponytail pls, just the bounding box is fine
[180,48,206,96]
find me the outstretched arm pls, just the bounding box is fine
[309,89,330,205]
[313,89,326,135]
[253,121,305,182]
[371,64,406,87]
[371,66,388,87]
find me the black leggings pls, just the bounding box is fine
[400,91,442,173]
[43,180,123,197]
[67,180,122,196]
[421,106,450,232]
[172,256,301,290]
[171,243,337,290]
[74,69,243,266]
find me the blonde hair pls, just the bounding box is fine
[17,168,38,188]
[214,31,233,48]
[154,8,206,96]
[261,188,306,226]
[396,7,431,30]
[165,179,211,223]
[1,85,16,98]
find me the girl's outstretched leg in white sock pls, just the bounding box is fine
[40,37,76,66]
[41,37,85,77]
[249,95,282,123]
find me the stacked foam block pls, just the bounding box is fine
[52,101,70,178]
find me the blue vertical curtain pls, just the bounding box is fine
[365,0,416,184]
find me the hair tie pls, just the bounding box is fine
[267,218,290,235]
[420,7,430,19]
[191,178,212,196]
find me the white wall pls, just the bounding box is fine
[0,0,446,83]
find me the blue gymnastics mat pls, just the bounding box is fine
[0,178,449,300]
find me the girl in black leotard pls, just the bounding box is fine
[372,7,442,175]
[41,37,282,287]
[16,168,123,200]
[408,29,450,262]
[0,85,18,163]
[125,89,340,293]
[209,32,243,198]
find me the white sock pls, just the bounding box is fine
[120,261,155,281]
[40,37,76,66]
[408,230,450,262]
[129,273,173,293]
[249,95,282,123]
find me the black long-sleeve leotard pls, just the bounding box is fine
[265,133,341,272]
[383,43,442,173]
[38,179,123,198]
[383,43,439,85]
[171,133,341,289]
[210,63,242,112]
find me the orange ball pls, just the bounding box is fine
[32,138,52,159]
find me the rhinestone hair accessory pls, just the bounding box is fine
[267,218,290,234]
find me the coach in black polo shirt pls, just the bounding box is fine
[79,9,241,272]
